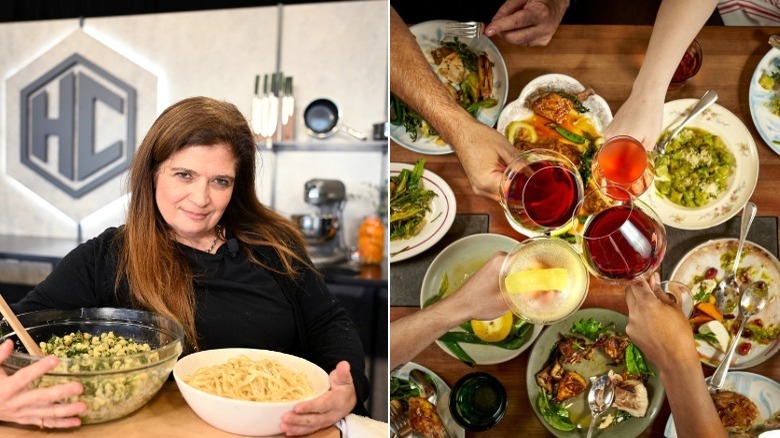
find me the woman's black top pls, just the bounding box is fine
[12,226,370,415]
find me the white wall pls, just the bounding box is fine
[0,1,388,284]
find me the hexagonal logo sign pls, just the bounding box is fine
[19,53,136,198]
[6,29,157,220]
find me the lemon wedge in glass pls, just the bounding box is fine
[505,268,568,294]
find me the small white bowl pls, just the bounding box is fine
[173,348,330,436]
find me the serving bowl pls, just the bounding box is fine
[0,307,184,424]
[173,348,330,436]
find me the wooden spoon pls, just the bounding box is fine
[0,294,44,356]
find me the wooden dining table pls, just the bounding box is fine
[0,382,340,437]
[390,24,780,437]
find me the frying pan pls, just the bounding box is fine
[303,98,367,140]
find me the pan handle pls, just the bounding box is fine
[341,125,367,141]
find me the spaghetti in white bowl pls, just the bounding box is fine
[173,348,329,436]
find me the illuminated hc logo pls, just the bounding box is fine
[20,54,136,198]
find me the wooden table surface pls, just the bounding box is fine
[0,382,340,437]
[390,24,780,437]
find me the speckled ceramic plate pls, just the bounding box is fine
[640,100,759,230]
[392,362,465,438]
[389,162,456,263]
[526,308,665,438]
[748,46,780,156]
[669,238,780,368]
[390,20,509,155]
[664,371,780,437]
[419,233,543,365]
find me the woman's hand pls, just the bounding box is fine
[280,361,356,436]
[0,339,87,428]
[605,90,666,151]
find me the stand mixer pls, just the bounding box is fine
[291,179,347,266]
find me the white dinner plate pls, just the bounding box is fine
[664,371,780,437]
[389,162,456,263]
[748,46,780,156]
[669,238,780,369]
[419,233,543,365]
[392,362,465,438]
[496,73,613,238]
[497,73,613,137]
[390,20,509,155]
[640,100,759,230]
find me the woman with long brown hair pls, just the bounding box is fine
[6,96,370,435]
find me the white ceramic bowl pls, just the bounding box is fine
[173,348,330,436]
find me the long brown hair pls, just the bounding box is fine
[117,96,309,350]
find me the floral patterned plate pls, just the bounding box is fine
[669,238,780,369]
[748,46,780,156]
[640,100,759,230]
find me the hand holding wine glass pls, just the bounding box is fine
[592,136,654,200]
[499,149,584,236]
[572,186,666,283]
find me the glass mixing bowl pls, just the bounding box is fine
[0,307,184,424]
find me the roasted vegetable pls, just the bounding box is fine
[390,159,438,240]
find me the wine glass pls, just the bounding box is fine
[499,237,590,325]
[572,185,666,283]
[591,135,654,200]
[499,149,584,236]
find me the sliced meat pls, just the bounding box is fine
[602,334,631,362]
[711,390,760,432]
[436,52,466,85]
[530,90,595,123]
[535,364,555,394]
[554,371,587,402]
[531,92,575,124]
[430,46,455,65]
[556,336,593,364]
[610,374,649,418]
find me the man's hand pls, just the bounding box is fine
[485,0,570,46]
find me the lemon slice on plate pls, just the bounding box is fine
[471,311,514,343]
[505,120,537,144]
[505,268,568,294]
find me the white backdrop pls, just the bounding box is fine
[0,1,388,283]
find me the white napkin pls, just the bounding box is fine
[334,414,389,437]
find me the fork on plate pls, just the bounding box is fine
[390,399,412,437]
[443,21,482,40]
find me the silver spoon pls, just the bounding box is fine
[709,280,769,392]
[409,368,437,404]
[770,34,780,50]
[714,202,758,314]
[586,375,615,438]
[655,89,719,155]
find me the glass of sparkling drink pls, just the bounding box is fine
[499,237,589,325]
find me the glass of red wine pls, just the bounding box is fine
[591,135,654,200]
[572,185,666,283]
[499,149,584,236]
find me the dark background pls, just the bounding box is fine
[0,0,352,22]
[391,0,724,26]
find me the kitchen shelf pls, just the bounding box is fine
[258,140,387,153]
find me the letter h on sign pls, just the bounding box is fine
[20,54,136,198]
